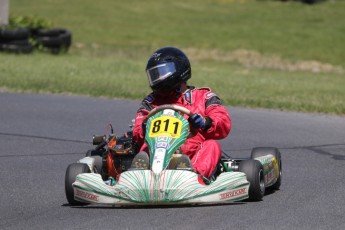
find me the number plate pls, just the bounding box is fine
[148,116,182,138]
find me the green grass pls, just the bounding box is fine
[1,0,345,114]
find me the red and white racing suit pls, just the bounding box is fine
[132,86,231,178]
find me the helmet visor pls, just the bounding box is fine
[146,62,176,87]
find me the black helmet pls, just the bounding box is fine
[146,47,191,93]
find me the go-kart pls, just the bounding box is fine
[65,105,282,206]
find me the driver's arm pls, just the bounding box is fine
[132,100,151,148]
[202,96,231,140]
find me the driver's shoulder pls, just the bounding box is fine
[138,93,156,112]
[142,93,155,104]
[190,86,214,97]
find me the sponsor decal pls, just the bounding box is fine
[219,187,247,200]
[181,67,190,77]
[144,95,154,103]
[163,110,174,116]
[184,90,192,104]
[76,190,99,202]
[156,142,168,148]
[273,157,279,178]
[205,92,216,100]
[152,52,162,59]
[158,136,169,141]
[266,170,274,183]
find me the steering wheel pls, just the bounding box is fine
[143,104,192,124]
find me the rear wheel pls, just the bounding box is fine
[238,160,265,201]
[251,147,282,190]
[65,163,90,206]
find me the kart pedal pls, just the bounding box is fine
[130,151,149,170]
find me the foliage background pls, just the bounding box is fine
[1,0,344,114]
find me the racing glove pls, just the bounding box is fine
[188,113,212,131]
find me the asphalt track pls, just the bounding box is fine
[0,92,344,230]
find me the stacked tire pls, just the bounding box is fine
[302,0,319,3]
[0,28,33,54]
[33,28,72,54]
[0,27,72,54]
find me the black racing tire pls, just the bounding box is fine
[65,163,91,206]
[0,39,30,46]
[59,30,72,47]
[36,36,63,47]
[35,28,63,37]
[0,28,30,40]
[35,28,72,47]
[303,0,319,4]
[238,160,265,201]
[0,43,33,54]
[251,147,282,190]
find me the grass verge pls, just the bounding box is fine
[1,0,344,114]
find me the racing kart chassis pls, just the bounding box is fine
[65,105,282,206]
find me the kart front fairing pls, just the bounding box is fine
[72,105,250,205]
[73,170,249,205]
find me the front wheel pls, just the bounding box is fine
[85,150,103,174]
[65,163,91,206]
[238,160,265,201]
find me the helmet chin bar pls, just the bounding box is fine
[154,89,177,98]
[154,82,185,97]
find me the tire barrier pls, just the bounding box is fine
[0,27,72,54]
[0,28,33,54]
[33,28,72,54]
[0,28,30,40]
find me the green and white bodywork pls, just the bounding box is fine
[72,106,250,205]
[73,170,249,205]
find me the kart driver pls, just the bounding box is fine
[132,46,231,181]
